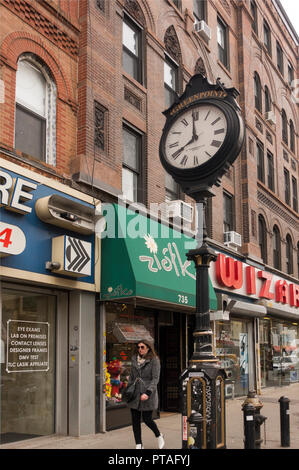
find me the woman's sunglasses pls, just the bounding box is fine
[137,345,148,350]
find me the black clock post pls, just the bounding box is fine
[159,73,245,449]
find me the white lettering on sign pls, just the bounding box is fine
[0,170,37,214]
[6,320,50,373]
[0,221,26,256]
[139,235,195,280]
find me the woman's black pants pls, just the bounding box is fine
[130,409,160,444]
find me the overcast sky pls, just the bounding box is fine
[280,0,299,36]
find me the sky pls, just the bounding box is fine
[280,0,299,37]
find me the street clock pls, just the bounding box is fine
[159,74,245,198]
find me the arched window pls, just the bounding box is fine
[290,120,295,153]
[273,225,281,270]
[264,86,271,113]
[254,72,262,112]
[15,55,56,165]
[258,215,267,263]
[281,109,288,145]
[286,234,293,274]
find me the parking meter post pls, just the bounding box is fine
[242,403,255,449]
[279,396,290,447]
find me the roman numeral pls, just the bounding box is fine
[211,117,221,126]
[180,155,188,166]
[204,110,211,121]
[211,140,222,147]
[205,151,212,158]
[192,110,199,121]
[171,131,182,135]
[169,142,179,148]
[172,149,183,159]
[214,128,225,135]
[181,118,189,127]
[194,156,199,166]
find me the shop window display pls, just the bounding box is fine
[260,318,299,387]
[104,303,155,408]
[215,320,249,397]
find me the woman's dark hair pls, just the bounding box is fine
[136,339,158,359]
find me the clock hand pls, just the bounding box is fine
[192,111,198,141]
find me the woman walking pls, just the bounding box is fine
[125,340,165,449]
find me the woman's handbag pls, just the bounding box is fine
[122,381,136,403]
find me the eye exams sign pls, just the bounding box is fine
[6,320,50,373]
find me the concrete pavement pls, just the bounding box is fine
[1,383,299,450]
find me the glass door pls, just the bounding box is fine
[1,288,56,444]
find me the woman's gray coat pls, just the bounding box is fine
[125,355,160,411]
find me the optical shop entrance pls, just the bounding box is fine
[0,285,63,444]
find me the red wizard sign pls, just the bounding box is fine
[210,253,299,310]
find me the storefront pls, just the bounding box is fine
[209,251,299,396]
[97,203,217,431]
[0,158,100,443]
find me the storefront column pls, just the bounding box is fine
[98,302,106,433]
[55,291,69,435]
[69,291,96,436]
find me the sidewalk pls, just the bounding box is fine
[1,383,299,450]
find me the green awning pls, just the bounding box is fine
[100,204,217,311]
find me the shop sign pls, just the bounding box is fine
[210,253,299,309]
[6,320,50,373]
[0,166,95,285]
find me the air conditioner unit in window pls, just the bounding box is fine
[167,200,194,224]
[265,111,276,125]
[224,231,242,248]
[194,20,211,41]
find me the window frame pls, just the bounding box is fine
[282,109,288,145]
[258,214,267,264]
[223,191,234,234]
[193,0,206,23]
[14,56,56,166]
[286,234,293,275]
[276,41,284,76]
[257,141,265,183]
[122,14,143,84]
[284,167,290,206]
[263,20,271,56]
[217,16,230,70]
[254,72,262,113]
[122,124,144,204]
[250,0,258,35]
[264,85,271,113]
[292,176,298,212]
[273,225,281,271]
[164,55,179,108]
[267,150,275,192]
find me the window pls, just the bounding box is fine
[164,57,179,108]
[284,167,290,205]
[286,234,293,275]
[263,20,271,55]
[290,120,295,153]
[172,0,182,10]
[288,62,294,86]
[250,1,258,34]
[273,225,281,270]
[193,0,206,23]
[15,58,56,165]
[122,16,143,84]
[223,192,234,234]
[292,177,298,212]
[267,151,274,192]
[297,242,299,277]
[122,125,143,203]
[165,172,179,201]
[258,215,267,263]
[254,72,262,112]
[257,141,265,183]
[264,86,271,113]
[217,17,229,70]
[276,42,284,75]
[282,109,288,145]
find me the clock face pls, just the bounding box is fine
[164,104,228,169]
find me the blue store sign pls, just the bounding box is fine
[0,165,95,286]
